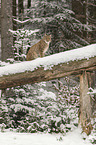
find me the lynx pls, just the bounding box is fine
[26,34,51,61]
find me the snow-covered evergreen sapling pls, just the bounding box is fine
[9,29,39,61]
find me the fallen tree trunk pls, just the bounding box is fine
[0,56,96,89]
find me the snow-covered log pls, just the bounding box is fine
[0,44,96,89]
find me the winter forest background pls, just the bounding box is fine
[0,0,96,144]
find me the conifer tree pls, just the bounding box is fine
[25,0,94,55]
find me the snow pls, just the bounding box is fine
[0,128,92,145]
[10,104,33,114]
[13,18,30,24]
[0,43,96,77]
[9,29,39,36]
[88,89,96,95]
[38,88,56,100]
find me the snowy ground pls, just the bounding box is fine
[0,128,92,145]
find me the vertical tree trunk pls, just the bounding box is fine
[72,0,85,23]
[85,0,89,41]
[1,0,13,61]
[27,0,31,8]
[13,0,17,31]
[79,71,92,135]
[94,0,96,18]
[85,0,88,25]
[18,0,24,14]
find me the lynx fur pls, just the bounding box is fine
[26,34,51,61]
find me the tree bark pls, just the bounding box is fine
[79,71,93,135]
[1,0,13,61]
[13,0,17,31]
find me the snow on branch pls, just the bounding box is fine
[13,18,30,24]
[0,44,96,89]
[87,88,96,95]
[9,29,39,36]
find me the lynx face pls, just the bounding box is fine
[43,34,51,43]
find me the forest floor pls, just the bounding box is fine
[0,128,92,145]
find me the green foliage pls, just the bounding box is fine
[0,80,79,134]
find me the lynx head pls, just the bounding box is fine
[43,34,51,43]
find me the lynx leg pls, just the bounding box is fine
[40,52,44,58]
